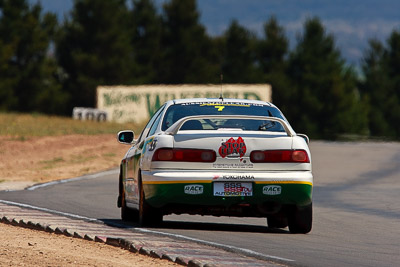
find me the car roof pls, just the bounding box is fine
[169,98,274,107]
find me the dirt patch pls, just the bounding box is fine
[0,223,177,267]
[0,134,129,190]
[0,134,180,266]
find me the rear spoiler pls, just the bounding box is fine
[165,115,296,137]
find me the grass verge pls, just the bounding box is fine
[0,112,144,137]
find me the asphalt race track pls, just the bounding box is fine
[1,141,399,267]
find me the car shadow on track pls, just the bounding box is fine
[99,218,289,234]
[156,220,290,234]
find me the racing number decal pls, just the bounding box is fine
[215,105,225,112]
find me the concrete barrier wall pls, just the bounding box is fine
[96,84,271,123]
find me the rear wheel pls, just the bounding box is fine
[288,203,312,234]
[138,178,162,226]
[121,189,138,221]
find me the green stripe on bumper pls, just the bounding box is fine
[143,182,312,208]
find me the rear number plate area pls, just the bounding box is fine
[213,182,253,197]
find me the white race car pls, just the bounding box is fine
[117,98,313,233]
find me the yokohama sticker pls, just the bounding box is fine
[218,137,246,160]
[213,175,255,180]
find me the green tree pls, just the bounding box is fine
[220,20,261,83]
[0,39,18,111]
[257,17,290,113]
[0,0,67,113]
[287,17,368,138]
[56,0,133,108]
[385,30,400,137]
[361,30,400,138]
[129,0,162,84]
[360,39,390,136]
[159,0,219,83]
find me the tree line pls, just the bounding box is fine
[0,0,399,139]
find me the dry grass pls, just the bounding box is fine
[0,113,146,189]
[0,112,144,138]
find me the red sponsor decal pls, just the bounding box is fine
[218,137,246,159]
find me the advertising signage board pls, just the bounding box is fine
[97,84,271,123]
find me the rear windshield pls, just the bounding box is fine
[161,102,287,132]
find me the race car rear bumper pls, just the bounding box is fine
[141,170,313,215]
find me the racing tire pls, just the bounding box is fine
[288,203,312,234]
[121,189,138,221]
[267,215,288,229]
[138,179,163,227]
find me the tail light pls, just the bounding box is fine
[250,150,309,163]
[152,148,216,162]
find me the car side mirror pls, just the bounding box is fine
[297,134,310,144]
[117,130,135,144]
